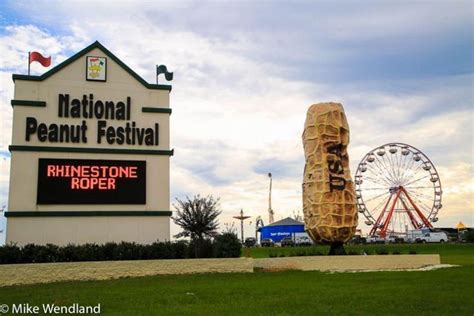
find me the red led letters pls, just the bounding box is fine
[46,164,138,190]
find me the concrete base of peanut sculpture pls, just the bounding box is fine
[302,102,358,255]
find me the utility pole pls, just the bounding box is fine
[268,173,274,224]
[233,209,251,243]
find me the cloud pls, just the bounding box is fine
[0,25,90,72]
[0,72,14,151]
[0,2,472,241]
[253,158,303,179]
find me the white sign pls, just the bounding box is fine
[86,56,107,81]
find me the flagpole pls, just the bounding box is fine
[28,52,30,76]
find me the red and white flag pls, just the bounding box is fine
[29,51,51,67]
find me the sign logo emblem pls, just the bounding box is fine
[86,56,107,81]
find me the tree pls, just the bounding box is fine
[463,230,474,243]
[213,232,241,258]
[173,195,221,257]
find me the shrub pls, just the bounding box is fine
[463,230,474,243]
[188,239,214,258]
[213,233,241,258]
[21,244,40,263]
[391,248,401,255]
[115,242,143,260]
[148,242,173,259]
[173,240,189,259]
[16,244,59,263]
[80,243,104,261]
[361,248,372,255]
[37,244,60,262]
[101,242,118,261]
[0,244,22,264]
[290,250,308,257]
[307,249,324,256]
[0,239,239,264]
[375,247,389,255]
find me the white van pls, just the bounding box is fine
[407,229,448,243]
[293,232,313,246]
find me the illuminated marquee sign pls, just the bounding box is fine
[37,158,146,204]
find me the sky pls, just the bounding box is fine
[0,0,472,242]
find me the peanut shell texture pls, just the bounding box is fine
[302,102,358,244]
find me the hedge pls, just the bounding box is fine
[0,236,241,264]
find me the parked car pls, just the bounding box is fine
[386,236,405,243]
[280,237,295,247]
[295,235,313,246]
[244,237,257,247]
[350,235,367,244]
[260,238,275,247]
[367,235,385,244]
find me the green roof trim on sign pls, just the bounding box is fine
[9,145,174,156]
[142,107,172,114]
[11,100,47,107]
[12,41,172,91]
[5,211,172,217]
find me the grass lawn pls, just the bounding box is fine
[0,244,472,315]
[244,243,473,265]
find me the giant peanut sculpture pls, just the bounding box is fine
[302,102,358,255]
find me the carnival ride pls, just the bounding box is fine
[355,143,442,237]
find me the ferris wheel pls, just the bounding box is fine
[355,143,442,237]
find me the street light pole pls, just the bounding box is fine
[268,173,274,224]
[233,209,251,243]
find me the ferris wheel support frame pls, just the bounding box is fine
[400,187,433,229]
[380,189,402,237]
[399,198,421,229]
[370,193,394,236]
[369,186,434,237]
